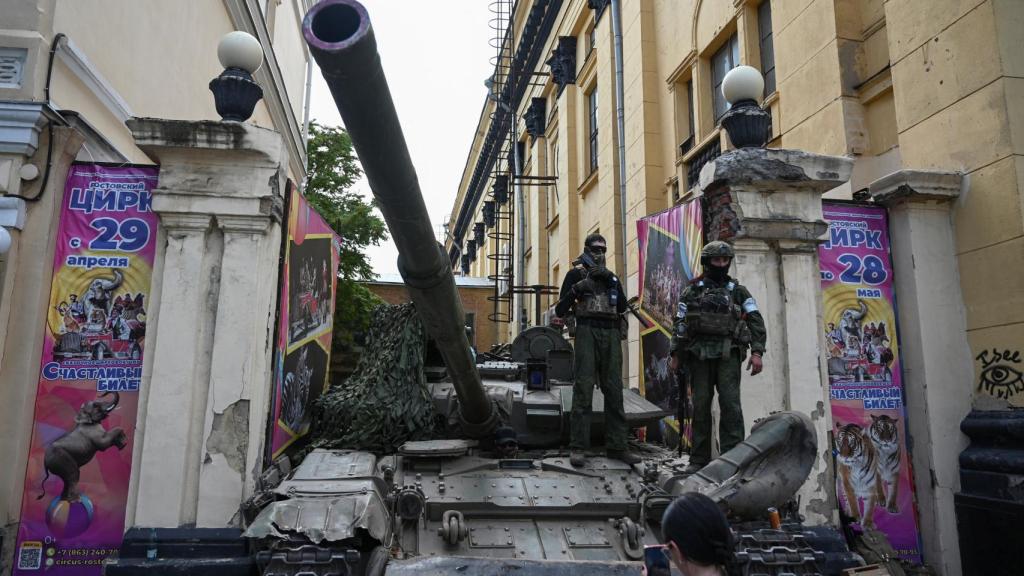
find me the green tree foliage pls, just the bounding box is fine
[303,120,388,344]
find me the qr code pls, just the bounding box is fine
[18,542,43,570]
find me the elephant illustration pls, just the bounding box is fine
[839,300,868,341]
[83,269,124,323]
[38,392,127,502]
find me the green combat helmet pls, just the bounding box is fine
[700,240,735,266]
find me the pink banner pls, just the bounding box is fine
[15,163,159,574]
[268,185,340,458]
[819,202,921,563]
[636,200,702,447]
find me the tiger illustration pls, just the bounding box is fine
[869,414,901,513]
[835,422,884,528]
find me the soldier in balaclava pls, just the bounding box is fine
[670,241,766,474]
[555,233,639,467]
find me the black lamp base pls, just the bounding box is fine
[720,99,771,148]
[209,68,264,122]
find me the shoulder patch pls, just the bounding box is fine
[742,296,759,314]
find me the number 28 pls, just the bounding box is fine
[89,218,150,252]
[837,253,887,285]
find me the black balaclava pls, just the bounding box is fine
[705,258,731,282]
[585,245,607,268]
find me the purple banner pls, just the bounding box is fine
[15,163,159,574]
[636,200,702,447]
[819,202,921,563]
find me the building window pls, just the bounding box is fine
[711,34,739,121]
[678,79,696,156]
[587,86,599,174]
[587,22,597,56]
[547,137,559,220]
[549,136,559,178]
[758,1,776,97]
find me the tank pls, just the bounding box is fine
[243,2,845,574]
[105,2,855,575]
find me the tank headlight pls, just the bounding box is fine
[397,489,424,520]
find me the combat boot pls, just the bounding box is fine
[570,450,586,467]
[607,450,641,465]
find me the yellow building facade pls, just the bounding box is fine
[447,1,1024,573]
[448,0,1024,413]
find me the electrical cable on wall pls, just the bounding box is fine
[6,33,67,203]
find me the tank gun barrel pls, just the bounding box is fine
[303,0,496,435]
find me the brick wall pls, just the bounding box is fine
[362,281,502,352]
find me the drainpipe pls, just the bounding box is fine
[611,0,629,377]
[302,55,313,174]
[514,117,527,334]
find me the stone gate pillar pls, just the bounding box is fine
[124,119,285,528]
[869,170,971,576]
[697,148,853,524]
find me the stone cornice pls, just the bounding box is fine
[152,193,278,220]
[56,37,133,124]
[0,101,46,155]
[699,148,853,194]
[738,218,829,243]
[868,169,962,206]
[127,118,284,165]
[0,196,26,229]
[218,213,272,234]
[159,213,213,232]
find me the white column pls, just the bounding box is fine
[133,214,214,527]
[869,170,971,576]
[197,215,277,527]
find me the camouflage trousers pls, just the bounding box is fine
[570,323,628,452]
[686,349,744,466]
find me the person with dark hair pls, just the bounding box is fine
[659,492,736,576]
[555,233,638,467]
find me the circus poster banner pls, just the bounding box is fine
[14,163,159,574]
[636,200,702,448]
[268,185,340,459]
[819,202,921,563]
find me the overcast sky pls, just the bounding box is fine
[307,1,494,276]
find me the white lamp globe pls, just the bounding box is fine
[217,31,264,74]
[0,227,11,255]
[722,65,764,104]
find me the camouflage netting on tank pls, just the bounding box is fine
[308,303,437,453]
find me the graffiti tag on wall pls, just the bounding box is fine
[975,348,1024,399]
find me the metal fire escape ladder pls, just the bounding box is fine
[485,0,515,324]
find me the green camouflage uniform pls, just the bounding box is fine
[670,275,766,466]
[556,266,629,452]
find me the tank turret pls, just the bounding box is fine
[303,0,497,436]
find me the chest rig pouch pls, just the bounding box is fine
[576,281,619,321]
[685,283,740,337]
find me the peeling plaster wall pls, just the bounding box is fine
[127,119,285,529]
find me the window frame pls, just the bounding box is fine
[711,34,740,122]
[587,85,599,175]
[758,0,776,98]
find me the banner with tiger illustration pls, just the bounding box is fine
[636,200,702,448]
[267,184,341,459]
[819,202,921,563]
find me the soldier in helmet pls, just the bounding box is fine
[555,233,639,467]
[670,240,766,474]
